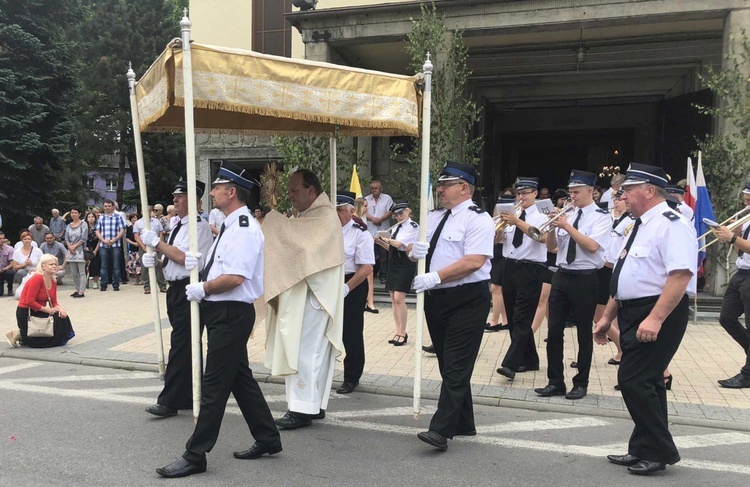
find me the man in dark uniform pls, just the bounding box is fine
[409,161,495,451]
[594,163,696,475]
[714,181,750,389]
[335,190,375,394]
[156,162,280,478]
[139,180,213,418]
[537,170,610,400]
[495,177,548,380]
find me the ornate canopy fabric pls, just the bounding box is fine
[136,41,421,137]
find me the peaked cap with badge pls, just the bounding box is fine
[567,170,597,188]
[336,190,356,207]
[173,179,206,198]
[438,161,478,186]
[621,163,669,188]
[212,161,260,191]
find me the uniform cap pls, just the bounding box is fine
[514,177,539,190]
[666,184,685,195]
[437,161,477,186]
[173,179,206,198]
[621,163,669,188]
[336,190,356,207]
[212,162,260,191]
[743,181,750,195]
[568,170,597,188]
[390,201,409,214]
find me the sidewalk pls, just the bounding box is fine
[2,280,749,427]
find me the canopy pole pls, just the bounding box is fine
[330,127,338,198]
[414,53,433,419]
[127,65,166,380]
[181,10,203,423]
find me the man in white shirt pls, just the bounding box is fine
[208,207,225,237]
[365,180,394,284]
[601,174,626,210]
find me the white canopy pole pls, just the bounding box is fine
[330,127,338,197]
[414,53,433,419]
[180,11,203,422]
[127,64,166,381]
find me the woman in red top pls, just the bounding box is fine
[5,254,74,348]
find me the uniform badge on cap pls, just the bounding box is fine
[213,161,260,191]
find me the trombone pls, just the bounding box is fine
[698,206,750,251]
[527,201,576,242]
[493,202,523,232]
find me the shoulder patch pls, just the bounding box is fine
[354,222,368,232]
[239,215,249,227]
[662,211,680,221]
[197,216,203,223]
[468,205,485,214]
[410,221,418,228]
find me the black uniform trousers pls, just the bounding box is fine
[158,278,201,410]
[342,272,368,384]
[718,269,750,376]
[183,301,279,464]
[546,270,599,388]
[618,294,688,464]
[501,260,544,371]
[424,281,490,438]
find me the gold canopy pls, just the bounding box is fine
[135,41,421,137]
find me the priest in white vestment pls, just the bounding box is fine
[263,169,346,430]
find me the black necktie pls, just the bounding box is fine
[565,209,583,264]
[426,210,451,272]
[199,223,225,282]
[739,224,750,257]
[161,220,182,268]
[512,210,526,248]
[609,218,642,298]
[391,223,402,240]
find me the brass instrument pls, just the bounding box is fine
[493,202,523,232]
[527,201,576,242]
[698,206,750,251]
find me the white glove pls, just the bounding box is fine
[409,241,429,260]
[185,283,206,302]
[139,229,160,249]
[141,252,158,268]
[344,284,350,298]
[184,251,202,271]
[413,272,441,293]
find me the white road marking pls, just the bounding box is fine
[0,362,42,375]
[11,372,158,383]
[598,432,750,452]
[477,417,610,434]
[329,406,437,419]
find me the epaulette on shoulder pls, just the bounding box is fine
[239,215,250,227]
[197,216,203,223]
[596,208,609,214]
[662,211,680,221]
[410,221,418,228]
[354,222,368,231]
[468,205,485,214]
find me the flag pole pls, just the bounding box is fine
[414,53,433,419]
[127,65,166,381]
[180,10,203,422]
[330,126,338,198]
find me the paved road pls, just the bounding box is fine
[2,357,750,486]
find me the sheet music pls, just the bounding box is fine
[535,199,556,216]
[495,203,517,216]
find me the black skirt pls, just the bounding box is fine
[385,248,416,292]
[16,306,74,348]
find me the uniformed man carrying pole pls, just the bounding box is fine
[536,170,610,400]
[139,180,213,418]
[495,177,548,380]
[408,161,495,452]
[713,181,750,389]
[156,162,280,478]
[335,190,375,394]
[594,163,697,476]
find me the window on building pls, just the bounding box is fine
[253,0,293,57]
[105,177,117,192]
[87,177,96,190]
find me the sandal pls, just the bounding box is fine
[393,334,408,346]
[388,335,399,344]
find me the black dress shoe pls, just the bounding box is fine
[534,384,566,397]
[627,460,666,475]
[570,361,578,368]
[310,409,326,420]
[422,344,436,354]
[145,404,178,418]
[607,453,641,466]
[454,429,477,437]
[565,385,587,400]
[156,457,206,478]
[364,305,380,314]
[275,411,312,430]
[496,366,515,380]
[718,373,750,389]
[517,365,540,373]
[233,441,282,460]
[417,430,448,451]
[336,381,358,394]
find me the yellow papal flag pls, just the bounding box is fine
[350,164,363,198]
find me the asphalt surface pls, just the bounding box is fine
[2,358,750,486]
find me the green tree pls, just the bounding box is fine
[388,1,483,214]
[0,0,83,235]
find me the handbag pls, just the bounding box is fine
[27,285,54,338]
[84,249,95,261]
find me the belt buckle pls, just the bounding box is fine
[616,299,623,308]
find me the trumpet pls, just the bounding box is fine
[527,201,576,242]
[493,202,523,232]
[698,206,750,251]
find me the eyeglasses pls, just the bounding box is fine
[437,180,464,188]
[516,190,535,197]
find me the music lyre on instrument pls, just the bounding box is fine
[698,206,750,251]
[493,202,523,232]
[527,201,576,242]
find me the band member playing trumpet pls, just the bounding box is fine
[536,170,610,400]
[495,177,548,380]
[714,181,750,389]
[485,193,514,332]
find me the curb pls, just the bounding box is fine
[4,351,750,432]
